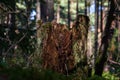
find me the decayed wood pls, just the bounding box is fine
[41,15,89,74]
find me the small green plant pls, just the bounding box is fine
[87,75,107,80]
[0,66,73,80]
[102,72,119,80]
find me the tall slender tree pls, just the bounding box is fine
[115,0,120,59]
[36,0,42,55]
[56,0,60,23]
[41,0,54,22]
[25,0,32,28]
[95,0,116,76]
[100,0,103,32]
[84,0,87,15]
[76,0,79,16]
[36,0,41,21]
[94,0,99,60]
[68,0,71,28]
[11,0,16,26]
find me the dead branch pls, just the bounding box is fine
[108,59,120,66]
[3,33,27,57]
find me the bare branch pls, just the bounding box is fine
[4,33,27,57]
[108,59,120,66]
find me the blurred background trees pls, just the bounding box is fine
[0,0,120,80]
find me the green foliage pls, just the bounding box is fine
[87,70,120,80]
[16,3,26,9]
[0,66,72,80]
[102,72,119,80]
[87,75,107,80]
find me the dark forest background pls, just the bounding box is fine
[0,0,120,80]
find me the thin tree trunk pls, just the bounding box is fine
[41,0,47,22]
[36,0,42,55]
[94,0,99,60]
[87,31,92,77]
[85,0,87,15]
[97,0,103,57]
[47,0,54,22]
[25,0,31,29]
[68,0,71,28]
[115,0,120,63]
[95,0,116,76]
[41,0,54,22]
[10,0,16,26]
[100,0,103,32]
[118,15,120,55]
[56,1,60,23]
[36,0,41,21]
[76,0,79,16]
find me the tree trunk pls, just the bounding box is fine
[36,0,42,55]
[68,0,71,28]
[116,0,120,61]
[41,0,54,22]
[94,0,99,61]
[9,0,15,26]
[95,0,116,76]
[56,1,60,23]
[25,0,31,29]
[84,0,87,15]
[76,0,79,17]
[118,15,120,55]
[100,0,103,32]
[36,0,41,21]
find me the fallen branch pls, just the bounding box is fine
[108,59,120,66]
